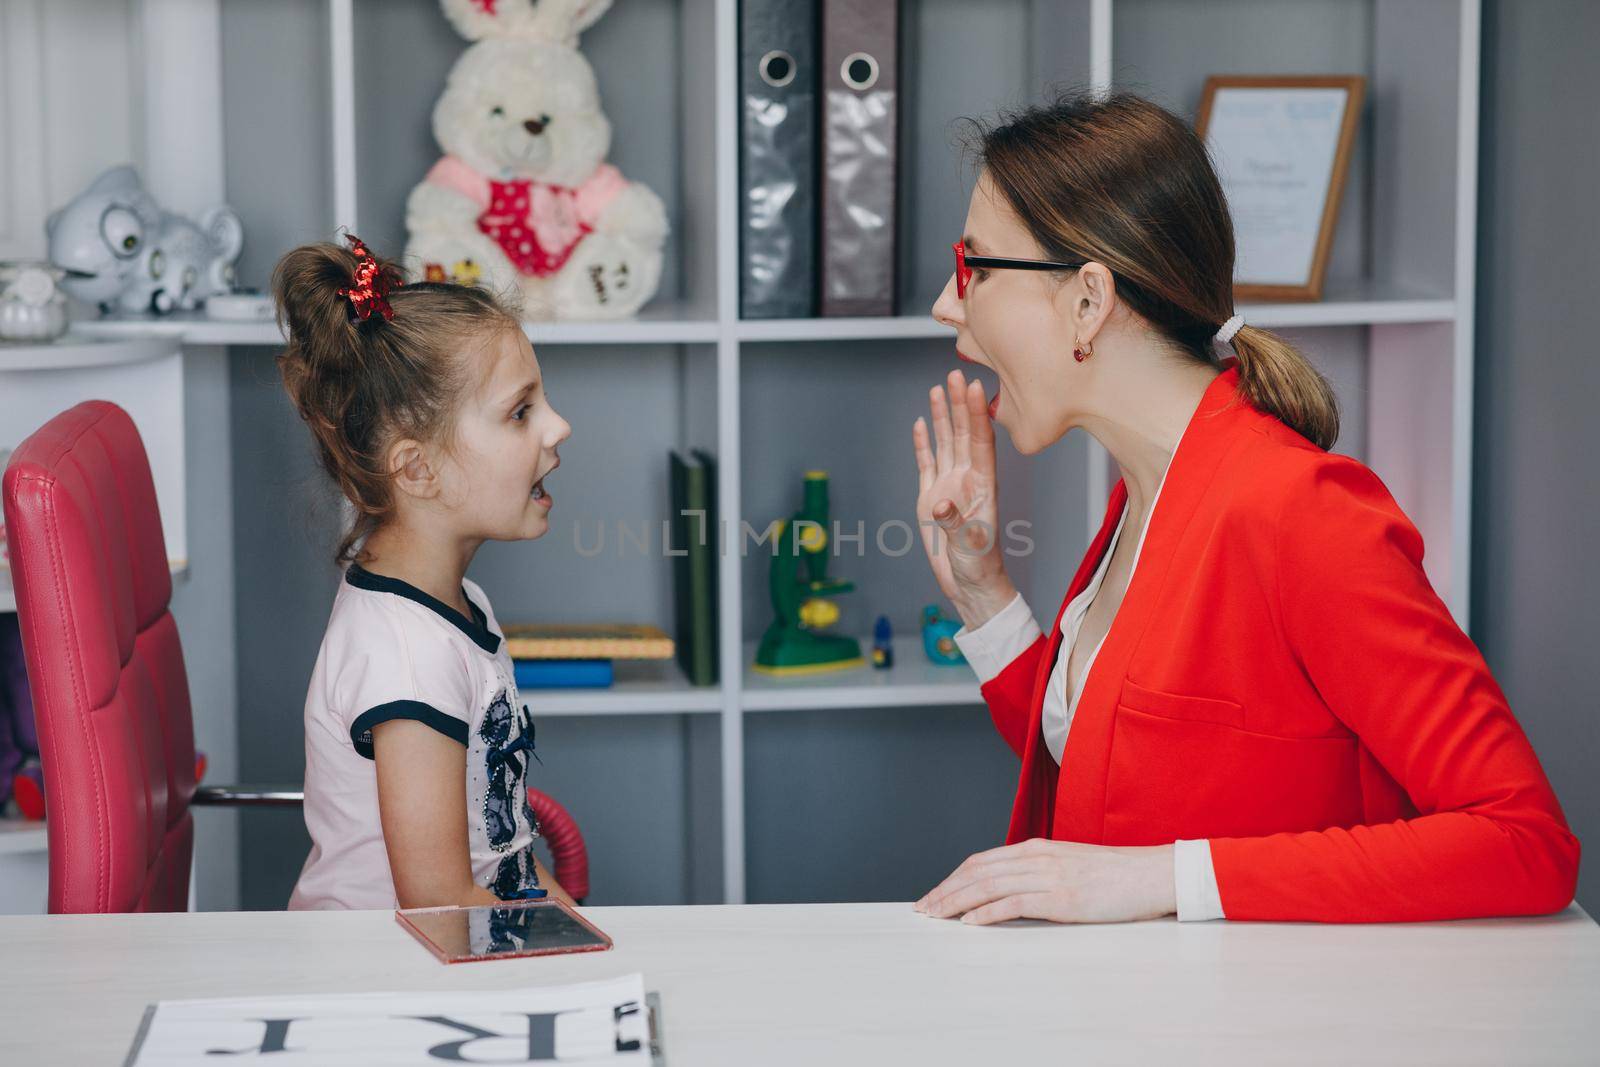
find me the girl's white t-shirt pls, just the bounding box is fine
[289,564,543,911]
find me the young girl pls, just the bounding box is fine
[274,235,572,911]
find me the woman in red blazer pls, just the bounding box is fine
[909,92,1577,925]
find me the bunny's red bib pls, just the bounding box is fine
[423,156,627,278]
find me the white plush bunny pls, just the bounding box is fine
[406,4,667,320]
[439,0,613,47]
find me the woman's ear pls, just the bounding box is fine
[389,439,439,501]
[1073,261,1118,345]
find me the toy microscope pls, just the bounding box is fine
[753,471,864,675]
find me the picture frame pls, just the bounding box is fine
[1196,75,1366,301]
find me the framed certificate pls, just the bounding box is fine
[1196,75,1366,301]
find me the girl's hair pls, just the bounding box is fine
[973,90,1340,450]
[272,240,521,563]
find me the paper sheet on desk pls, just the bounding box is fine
[124,973,658,1066]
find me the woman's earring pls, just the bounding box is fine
[1073,337,1093,363]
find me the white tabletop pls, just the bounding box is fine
[3,902,1597,1065]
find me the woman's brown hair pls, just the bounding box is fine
[272,240,520,563]
[974,90,1340,450]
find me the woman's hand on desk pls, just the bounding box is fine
[914,839,1177,924]
[913,369,1017,629]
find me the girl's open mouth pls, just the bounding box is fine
[988,389,1001,419]
[531,456,560,506]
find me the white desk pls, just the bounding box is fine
[3,903,1597,1064]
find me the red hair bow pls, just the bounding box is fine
[337,234,395,323]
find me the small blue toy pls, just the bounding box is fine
[871,615,894,669]
[921,604,966,666]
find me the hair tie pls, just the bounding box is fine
[1213,314,1244,346]
[337,234,395,323]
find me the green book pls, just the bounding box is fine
[669,452,718,686]
[691,449,720,686]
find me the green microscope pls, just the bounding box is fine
[753,471,864,675]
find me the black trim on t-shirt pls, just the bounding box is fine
[345,563,500,655]
[349,700,469,760]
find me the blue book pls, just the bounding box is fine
[514,659,613,689]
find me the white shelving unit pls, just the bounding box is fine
[0,335,190,617]
[742,638,979,712]
[534,666,722,717]
[66,0,1480,906]
[737,286,1458,343]
[72,304,725,348]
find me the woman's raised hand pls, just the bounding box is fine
[913,369,1018,630]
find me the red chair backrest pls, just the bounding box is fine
[525,787,589,901]
[2,401,196,912]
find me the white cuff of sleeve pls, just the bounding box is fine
[1173,839,1226,921]
[952,593,1043,685]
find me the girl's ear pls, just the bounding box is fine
[389,439,439,501]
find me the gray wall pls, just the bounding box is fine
[169,349,240,912]
[222,0,339,909]
[746,706,1019,903]
[1474,0,1600,913]
[220,0,334,292]
[228,349,339,909]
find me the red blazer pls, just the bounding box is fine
[983,367,1578,922]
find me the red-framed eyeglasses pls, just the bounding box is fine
[953,241,1088,298]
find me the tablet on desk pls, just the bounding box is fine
[396,898,614,964]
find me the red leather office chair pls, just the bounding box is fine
[3,402,587,912]
[1,401,291,913]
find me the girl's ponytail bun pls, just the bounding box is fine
[272,241,404,411]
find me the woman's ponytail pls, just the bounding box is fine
[1226,325,1341,451]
